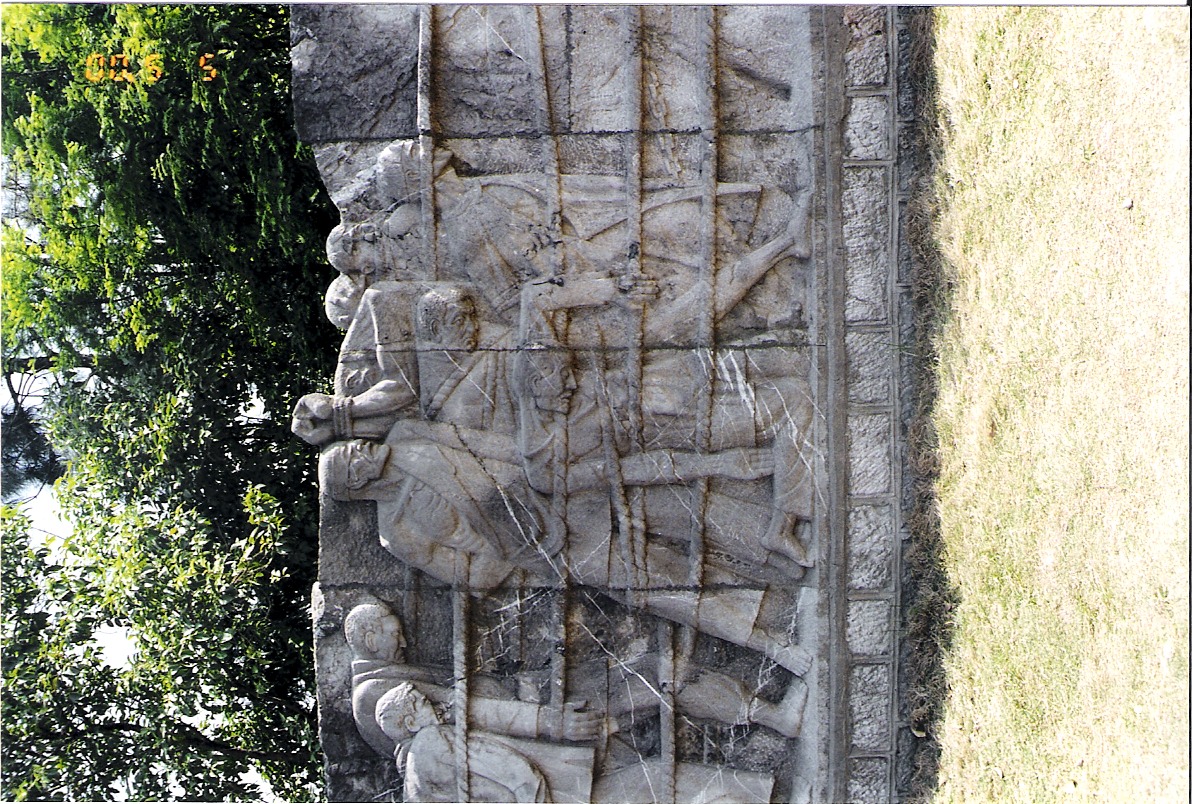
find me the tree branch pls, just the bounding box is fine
[32,718,312,765]
[4,354,95,374]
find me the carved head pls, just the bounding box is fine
[344,603,407,663]
[319,441,391,497]
[325,273,366,330]
[514,342,577,415]
[327,222,381,276]
[416,287,478,351]
[376,681,441,745]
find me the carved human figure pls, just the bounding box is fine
[345,603,601,762]
[324,440,811,676]
[378,682,553,803]
[379,676,792,804]
[348,601,801,801]
[296,159,820,676]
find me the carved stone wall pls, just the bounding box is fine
[291,7,916,802]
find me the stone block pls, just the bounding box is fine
[720,132,816,197]
[848,504,895,590]
[638,7,708,132]
[844,96,890,161]
[899,287,917,414]
[846,329,893,405]
[843,7,888,88]
[847,598,892,657]
[718,5,816,133]
[848,413,893,496]
[898,198,915,285]
[849,664,892,752]
[569,6,635,132]
[290,5,420,142]
[847,756,890,804]
[895,725,919,800]
[843,167,890,323]
[430,6,562,138]
[317,498,407,587]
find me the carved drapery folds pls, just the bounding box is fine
[295,6,825,801]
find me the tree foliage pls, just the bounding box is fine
[1,4,338,799]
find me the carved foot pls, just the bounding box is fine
[768,681,809,739]
[768,642,813,677]
[761,512,813,568]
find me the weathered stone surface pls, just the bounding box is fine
[897,22,917,120]
[290,6,420,142]
[843,7,887,88]
[845,96,889,160]
[847,598,892,657]
[847,329,893,405]
[849,664,891,752]
[846,756,889,804]
[718,6,816,133]
[843,167,890,323]
[848,413,893,496]
[848,504,895,591]
[290,6,920,801]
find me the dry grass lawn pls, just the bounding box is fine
[925,7,1189,802]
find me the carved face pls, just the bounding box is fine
[405,688,439,732]
[344,603,406,663]
[365,611,406,662]
[440,297,477,350]
[326,223,378,276]
[417,288,478,350]
[527,352,577,414]
[376,682,441,743]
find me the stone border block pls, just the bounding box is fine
[847,598,892,657]
[849,664,892,753]
[842,167,890,324]
[843,6,888,87]
[847,503,895,591]
[846,329,893,405]
[845,96,890,161]
[848,413,893,496]
[847,756,890,804]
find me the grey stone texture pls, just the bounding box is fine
[843,167,891,324]
[846,329,894,405]
[848,504,895,591]
[849,664,892,753]
[843,7,888,87]
[848,413,893,496]
[291,5,919,802]
[846,599,892,657]
[847,757,890,804]
[291,6,420,142]
[845,96,890,161]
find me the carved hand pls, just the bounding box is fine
[616,272,659,308]
[550,701,601,742]
[291,393,335,446]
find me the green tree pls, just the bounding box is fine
[1,4,338,799]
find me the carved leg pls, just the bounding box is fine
[756,379,815,568]
[760,510,813,567]
[749,679,809,739]
[747,633,813,677]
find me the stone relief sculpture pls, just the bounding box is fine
[346,601,807,803]
[293,6,823,801]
